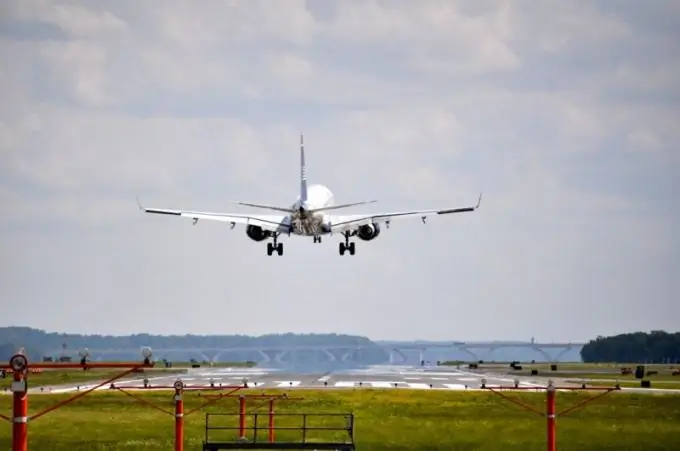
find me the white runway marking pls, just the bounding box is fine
[430,377,449,381]
[275,381,301,387]
[405,383,431,389]
[404,377,421,380]
[457,378,479,382]
[444,384,468,390]
[369,382,393,388]
[396,371,467,377]
[334,381,356,387]
[195,372,268,377]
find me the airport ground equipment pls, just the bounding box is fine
[0,348,259,451]
[202,409,356,450]
[0,349,155,451]
[481,378,620,451]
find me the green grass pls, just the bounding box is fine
[440,362,678,371]
[523,371,680,381]
[1,389,679,450]
[584,380,680,390]
[0,361,253,390]
[1,368,186,390]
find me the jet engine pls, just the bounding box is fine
[356,223,381,241]
[246,225,271,242]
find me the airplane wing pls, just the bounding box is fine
[329,193,482,234]
[136,198,289,233]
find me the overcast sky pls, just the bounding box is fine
[1,0,678,343]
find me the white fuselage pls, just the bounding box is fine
[289,184,334,236]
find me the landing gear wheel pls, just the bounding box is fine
[267,235,283,256]
[339,235,356,256]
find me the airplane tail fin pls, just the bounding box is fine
[300,132,308,204]
[228,134,310,213]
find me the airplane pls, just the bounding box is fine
[137,133,482,256]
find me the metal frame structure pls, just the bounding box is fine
[0,350,251,451]
[0,351,155,451]
[202,408,355,450]
[481,378,620,451]
[113,380,249,451]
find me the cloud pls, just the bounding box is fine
[0,0,678,342]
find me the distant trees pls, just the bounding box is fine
[0,326,380,358]
[580,331,680,363]
[0,342,42,362]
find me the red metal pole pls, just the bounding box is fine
[546,386,556,451]
[239,395,246,439]
[268,399,275,443]
[174,388,184,451]
[12,369,28,451]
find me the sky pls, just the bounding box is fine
[1,0,678,343]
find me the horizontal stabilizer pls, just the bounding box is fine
[310,200,378,213]
[228,201,292,213]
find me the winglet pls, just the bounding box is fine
[475,192,483,209]
[135,196,145,211]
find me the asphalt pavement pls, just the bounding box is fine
[32,364,570,394]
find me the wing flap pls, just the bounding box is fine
[329,194,482,232]
[138,199,288,233]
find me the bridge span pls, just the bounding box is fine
[45,341,585,365]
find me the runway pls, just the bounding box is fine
[35,364,568,394]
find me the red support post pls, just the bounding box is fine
[1,351,155,451]
[546,385,556,451]
[239,395,246,439]
[174,382,184,451]
[483,382,618,451]
[268,399,275,443]
[12,366,28,451]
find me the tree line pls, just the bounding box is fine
[580,330,680,363]
[0,326,380,360]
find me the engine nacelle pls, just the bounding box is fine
[356,223,381,241]
[246,225,271,242]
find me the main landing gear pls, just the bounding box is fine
[267,234,283,256]
[339,232,355,256]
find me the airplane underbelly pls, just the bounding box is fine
[290,214,330,235]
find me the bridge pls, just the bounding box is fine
[45,341,585,364]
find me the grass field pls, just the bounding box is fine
[440,361,678,371]
[584,380,680,390]
[437,362,680,390]
[0,389,679,450]
[1,368,186,390]
[0,361,253,390]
